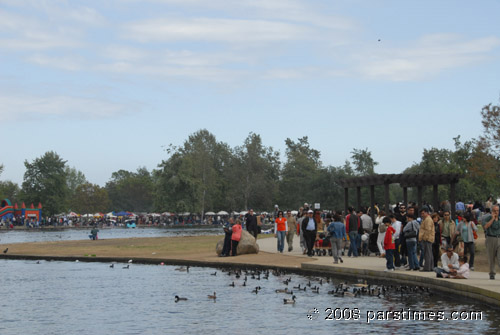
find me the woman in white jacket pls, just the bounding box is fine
[376,211,386,257]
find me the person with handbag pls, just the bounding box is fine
[455,211,478,270]
[402,213,420,271]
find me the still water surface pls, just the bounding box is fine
[0,259,498,335]
[0,227,222,244]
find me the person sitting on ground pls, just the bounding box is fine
[435,245,459,278]
[444,256,470,279]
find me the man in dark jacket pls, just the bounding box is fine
[245,209,258,240]
[301,209,317,257]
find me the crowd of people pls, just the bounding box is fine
[235,198,500,281]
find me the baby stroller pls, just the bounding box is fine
[363,231,380,256]
[314,232,332,256]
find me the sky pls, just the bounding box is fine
[1,0,499,187]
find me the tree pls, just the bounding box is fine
[65,166,87,211]
[0,180,20,203]
[106,167,153,212]
[351,148,378,176]
[231,133,280,210]
[155,130,232,216]
[21,151,68,216]
[279,136,322,209]
[71,183,110,214]
[479,100,500,157]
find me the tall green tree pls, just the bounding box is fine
[232,133,280,210]
[0,181,20,204]
[65,166,87,211]
[21,151,68,216]
[155,130,232,215]
[71,183,110,214]
[479,100,500,157]
[106,167,153,212]
[279,136,322,209]
[351,148,378,176]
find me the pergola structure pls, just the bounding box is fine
[339,174,463,219]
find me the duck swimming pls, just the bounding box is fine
[208,292,217,300]
[175,296,188,302]
[275,288,288,293]
[283,296,296,304]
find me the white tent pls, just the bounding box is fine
[239,211,248,216]
[217,210,229,216]
[205,211,216,216]
[231,211,239,216]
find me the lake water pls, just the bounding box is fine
[0,227,222,244]
[0,259,498,335]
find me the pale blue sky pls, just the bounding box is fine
[1,0,499,186]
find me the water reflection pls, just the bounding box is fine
[0,260,498,335]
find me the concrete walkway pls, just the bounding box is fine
[257,234,500,307]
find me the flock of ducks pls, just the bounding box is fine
[171,266,434,305]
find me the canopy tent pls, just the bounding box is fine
[68,212,79,217]
[82,213,94,218]
[161,212,172,216]
[217,211,229,216]
[239,211,248,216]
[231,211,239,216]
[150,213,161,217]
[115,211,132,216]
[205,211,216,216]
[181,212,191,216]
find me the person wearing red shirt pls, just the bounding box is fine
[383,216,395,271]
[275,210,288,253]
[231,219,242,256]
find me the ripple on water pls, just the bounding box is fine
[0,260,498,334]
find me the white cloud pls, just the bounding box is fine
[356,34,500,81]
[0,9,82,50]
[27,54,84,71]
[124,18,314,43]
[0,94,132,122]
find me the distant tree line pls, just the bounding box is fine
[1,99,499,216]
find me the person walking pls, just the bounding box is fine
[285,210,296,252]
[402,213,420,271]
[327,214,346,264]
[383,217,396,271]
[302,209,317,257]
[418,208,435,272]
[376,211,386,257]
[345,207,360,257]
[245,209,258,240]
[482,205,500,279]
[455,211,477,270]
[274,211,288,253]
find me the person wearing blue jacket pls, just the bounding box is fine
[327,214,347,264]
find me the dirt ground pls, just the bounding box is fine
[0,233,490,271]
[0,235,313,268]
